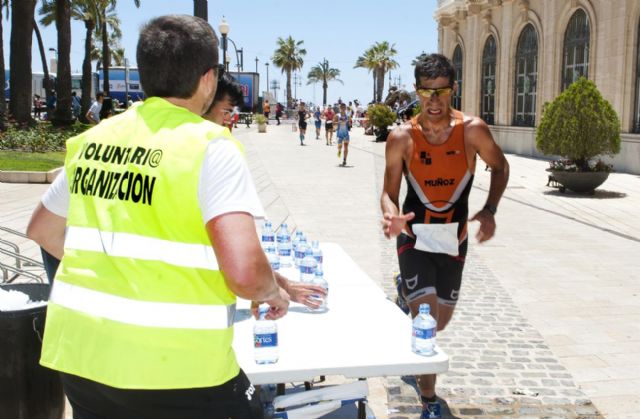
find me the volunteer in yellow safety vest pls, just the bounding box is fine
[27,15,288,419]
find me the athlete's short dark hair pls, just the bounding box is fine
[414,53,455,86]
[211,71,244,109]
[137,15,218,98]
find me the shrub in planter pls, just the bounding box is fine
[367,104,396,142]
[536,76,620,172]
[254,114,267,133]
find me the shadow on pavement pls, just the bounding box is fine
[543,188,627,199]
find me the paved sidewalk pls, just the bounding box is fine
[2,120,638,418]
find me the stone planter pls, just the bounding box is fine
[550,170,610,193]
[258,123,267,133]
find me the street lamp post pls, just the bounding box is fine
[218,18,229,71]
[255,57,259,73]
[265,62,269,97]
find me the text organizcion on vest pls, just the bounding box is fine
[70,142,161,206]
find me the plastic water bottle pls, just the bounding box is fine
[267,252,280,271]
[276,223,293,267]
[261,221,276,254]
[412,303,437,356]
[311,240,323,270]
[299,248,317,283]
[308,267,328,312]
[294,238,308,268]
[254,305,279,364]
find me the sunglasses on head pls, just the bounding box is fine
[416,86,453,98]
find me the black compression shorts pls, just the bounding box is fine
[396,233,467,307]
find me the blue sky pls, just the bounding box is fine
[7,0,438,105]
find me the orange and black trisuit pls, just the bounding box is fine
[396,110,474,306]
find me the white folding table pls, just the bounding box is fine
[232,243,448,417]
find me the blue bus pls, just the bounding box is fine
[97,66,145,104]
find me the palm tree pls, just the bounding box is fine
[307,59,342,106]
[10,0,38,124]
[100,0,140,95]
[354,48,378,103]
[411,51,428,66]
[40,0,98,122]
[0,1,8,130]
[355,42,399,103]
[92,29,125,66]
[271,36,306,109]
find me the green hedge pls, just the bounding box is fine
[0,122,90,153]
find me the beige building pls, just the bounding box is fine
[434,0,640,174]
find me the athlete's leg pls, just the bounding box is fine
[343,140,349,165]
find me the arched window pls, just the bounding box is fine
[562,9,590,90]
[481,36,497,125]
[634,21,640,133]
[452,45,463,110]
[513,24,538,127]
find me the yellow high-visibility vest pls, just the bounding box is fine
[41,97,244,389]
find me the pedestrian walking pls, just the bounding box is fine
[336,103,351,166]
[313,106,322,139]
[26,15,291,419]
[297,102,309,145]
[380,53,509,419]
[263,100,271,124]
[86,92,104,125]
[324,105,335,145]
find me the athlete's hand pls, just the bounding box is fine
[470,209,496,243]
[382,212,415,239]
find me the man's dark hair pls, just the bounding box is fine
[414,53,455,86]
[96,91,104,100]
[137,15,218,98]
[209,71,243,112]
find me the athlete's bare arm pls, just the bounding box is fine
[465,116,510,243]
[381,126,415,238]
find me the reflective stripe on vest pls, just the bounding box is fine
[65,225,219,271]
[50,280,235,329]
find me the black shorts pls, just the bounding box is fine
[325,122,333,130]
[396,233,466,307]
[60,369,263,419]
[299,121,307,130]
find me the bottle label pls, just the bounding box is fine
[413,326,436,340]
[278,248,291,257]
[262,235,275,243]
[314,255,323,264]
[295,249,306,259]
[277,236,289,243]
[300,265,315,275]
[254,332,278,348]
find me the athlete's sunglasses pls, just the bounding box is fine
[416,86,453,98]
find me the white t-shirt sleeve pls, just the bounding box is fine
[198,138,265,224]
[41,169,70,217]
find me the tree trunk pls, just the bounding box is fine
[286,68,292,109]
[80,19,95,123]
[0,7,7,130]
[322,81,327,106]
[372,73,376,103]
[54,0,72,124]
[376,68,385,103]
[32,19,54,118]
[10,0,37,124]
[102,19,110,95]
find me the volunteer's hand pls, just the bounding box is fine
[382,211,415,239]
[470,209,496,243]
[252,287,290,320]
[287,281,327,309]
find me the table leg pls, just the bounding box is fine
[276,383,286,396]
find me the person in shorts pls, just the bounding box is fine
[324,105,335,145]
[297,102,309,146]
[380,53,509,419]
[335,103,351,166]
[313,106,322,139]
